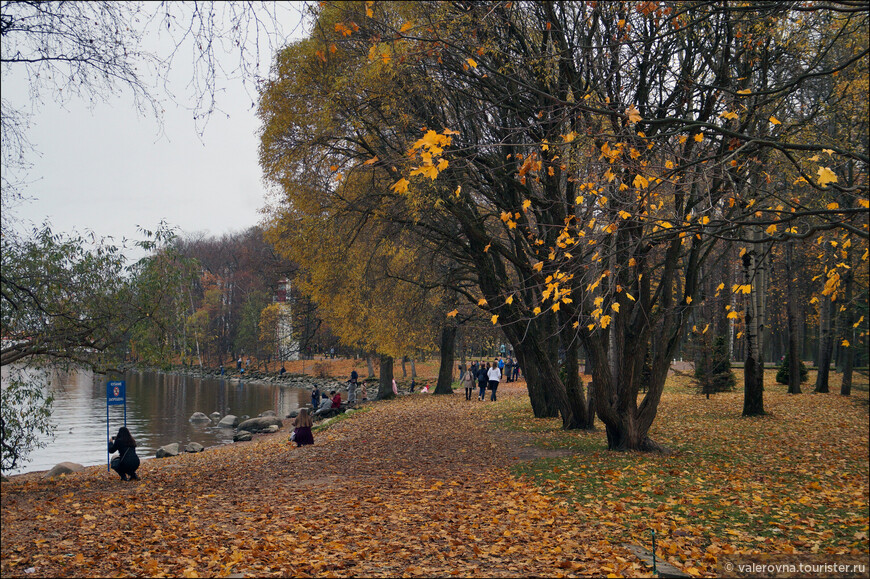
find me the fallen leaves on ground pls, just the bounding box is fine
[1,386,646,578]
[504,371,870,577]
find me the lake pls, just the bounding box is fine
[2,367,311,475]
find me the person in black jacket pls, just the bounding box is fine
[109,426,141,481]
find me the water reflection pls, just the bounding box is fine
[3,367,310,475]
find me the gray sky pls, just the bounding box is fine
[3,4,305,257]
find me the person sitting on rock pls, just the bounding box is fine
[108,426,140,481]
[331,390,342,408]
[318,392,332,411]
[291,408,314,447]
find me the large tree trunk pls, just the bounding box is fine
[743,233,767,416]
[434,325,456,395]
[786,242,801,394]
[840,242,854,396]
[560,314,593,430]
[815,244,834,393]
[377,354,394,400]
[503,321,583,428]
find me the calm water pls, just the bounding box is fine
[3,367,310,475]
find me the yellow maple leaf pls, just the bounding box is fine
[626,105,642,124]
[478,298,488,306]
[483,243,491,253]
[446,309,458,318]
[817,167,838,187]
[611,303,620,313]
[437,158,449,171]
[769,116,781,125]
[700,215,710,225]
[841,339,850,347]
[600,315,612,328]
[466,57,478,68]
[522,199,532,211]
[533,262,543,272]
[491,314,499,325]
[410,164,439,180]
[720,110,739,120]
[727,311,741,319]
[765,223,778,235]
[685,296,693,304]
[633,174,649,189]
[390,178,410,194]
[533,307,541,315]
[737,88,752,95]
[826,202,839,210]
[562,131,577,143]
[694,133,704,142]
[400,21,414,33]
[505,295,514,305]
[363,156,379,165]
[858,199,869,208]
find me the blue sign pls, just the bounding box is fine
[107,381,126,405]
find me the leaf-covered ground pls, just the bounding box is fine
[499,371,870,576]
[1,383,645,578]
[2,371,868,578]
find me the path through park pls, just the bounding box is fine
[1,383,645,578]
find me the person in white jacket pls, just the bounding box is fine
[486,361,502,401]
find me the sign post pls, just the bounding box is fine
[106,381,126,471]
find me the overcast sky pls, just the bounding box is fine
[3,4,305,258]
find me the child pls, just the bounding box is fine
[462,367,475,400]
[291,408,314,446]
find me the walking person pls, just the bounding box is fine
[487,360,502,401]
[108,427,140,481]
[462,366,475,400]
[505,358,514,383]
[477,364,488,401]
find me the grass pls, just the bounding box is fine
[488,369,870,572]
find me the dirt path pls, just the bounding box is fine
[2,383,644,578]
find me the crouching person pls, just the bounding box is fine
[109,427,140,481]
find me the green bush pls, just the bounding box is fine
[776,352,808,385]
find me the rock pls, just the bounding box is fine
[265,425,279,433]
[237,416,283,433]
[156,443,181,458]
[286,410,299,419]
[189,412,210,422]
[184,442,205,453]
[259,410,277,417]
[42,462,84,479]
[233,431,253,442]
[217,414,239,428]
[210,412,222,421]
[344,409,355,414]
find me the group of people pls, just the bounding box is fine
[462,360,512,402]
